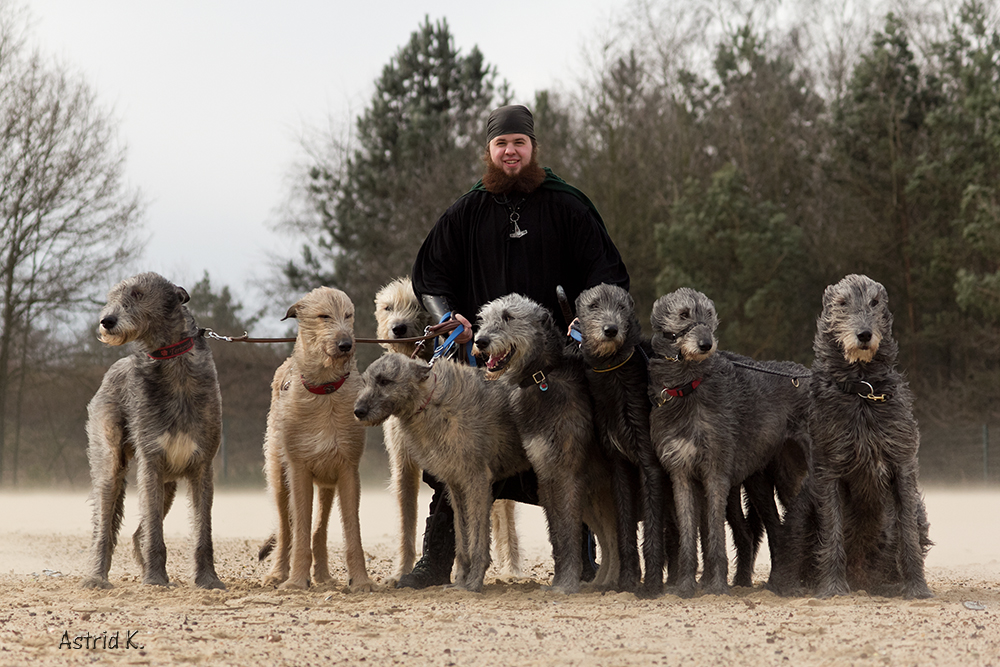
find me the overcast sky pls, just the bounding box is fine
[24,0,630,319]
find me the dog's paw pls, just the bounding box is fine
[903,582,933,599]
[278,578,308,591]
[81,576,113,590]
[142,574,175,588]
[636,580,664,600]
[196,575,226,590]
[261,574,286,588]
[348,579,379,594]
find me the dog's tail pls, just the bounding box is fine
[491,500,521,577]
[257,534,276,562]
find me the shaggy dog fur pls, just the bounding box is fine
[781,274,932,599]
[353,354,531,592]
[648,287,810,597]
[259,287,375,592]
[475,294,619,593]
[373,277,521,581]
[82,272,224,590]
[572,283,678,596]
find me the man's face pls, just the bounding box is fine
[489,133,533,176]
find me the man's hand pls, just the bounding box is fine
[452,313,473,344]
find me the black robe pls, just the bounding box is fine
[412,178,630,329]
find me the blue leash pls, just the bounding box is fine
[429,312,477,367]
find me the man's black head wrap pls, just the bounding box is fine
[486,105,535,143]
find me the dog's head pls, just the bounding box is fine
[283,287,356,368]
[649,287,718,362]
[818,274,893,365]
[373,277,430,356]
[474,294,560,382]
[573,283,641,362]
[97,272,190,347]
[353,353,432,425]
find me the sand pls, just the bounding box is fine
[0,487,997,666]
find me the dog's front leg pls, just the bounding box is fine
[188,463,225,589]
[700,474,730,595]
[281,462,314,590]
[671,472,699,598]
[311,486,334,585]
[815,475,850,598]
[337,467,376,592]
[135,453,170,586]
[82,440,129,589]
[387,423,420,581]
[538,471,583,594]
[610,457,640,593]
[894,469,932,599]
[637,462,669,598]
[262,455,291,586]
[448,484,471,590]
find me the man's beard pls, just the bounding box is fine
[481,149,546,195]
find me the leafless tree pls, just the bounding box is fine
[0,2,144,483]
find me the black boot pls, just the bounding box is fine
[397,508,455,589]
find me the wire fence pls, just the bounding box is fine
[919,422,997,486]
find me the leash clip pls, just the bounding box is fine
[858,381,886,402]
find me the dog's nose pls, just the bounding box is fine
[603,325,619,338]
[100,316,117,330]
[474,335,490,349]
[698,336,713,353]
[857,330,872,343]
[392,323,407,338]
[353,406,366,420]
[338,339,354,353]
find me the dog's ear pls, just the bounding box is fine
[175,286,190,305]
[415,362,432,382]
[281,301,301,321]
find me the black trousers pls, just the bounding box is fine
[422,469,540,518]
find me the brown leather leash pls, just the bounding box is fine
[201,318,463,351]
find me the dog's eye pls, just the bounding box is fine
[346,312,354,319]
[130,289,143,301]
[588,303,599,311]
[317,314,330,319]
[679,309,689,319]
[869,298,879,307]
[376,376,392,387]
[383,305,393,312]
[501,310,513,323]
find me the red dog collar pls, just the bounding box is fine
[147,337,195,360]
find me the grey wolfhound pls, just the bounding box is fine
[373,277,520,583]
[572,283,677,596]
[648,287,810,597]
[353,354,531,592]
[82,272,224,590]
[783,274,932,599]
[259,286,375,592]
[475,294,619,593]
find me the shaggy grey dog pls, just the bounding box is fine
[648,287,810,598]
[353,354,531,592]
[475,294,619,593]
[572,283,677,596]
[784,274,932,599]
[82,272,224,590]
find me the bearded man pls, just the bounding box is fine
[402,104,630,589]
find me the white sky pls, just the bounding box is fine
[24,0,630,317]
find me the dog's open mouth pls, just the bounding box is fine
[484,347,514,378]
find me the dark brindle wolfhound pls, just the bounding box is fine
[475,294,619,594]
[779,274,932,599]
[571,284,678,596]
[647,287,810,598]
[83,272,224,590]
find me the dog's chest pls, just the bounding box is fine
[156,431,200,472]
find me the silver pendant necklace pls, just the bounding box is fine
[496,195,528,239]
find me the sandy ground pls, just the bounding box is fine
[1,487,997,666]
